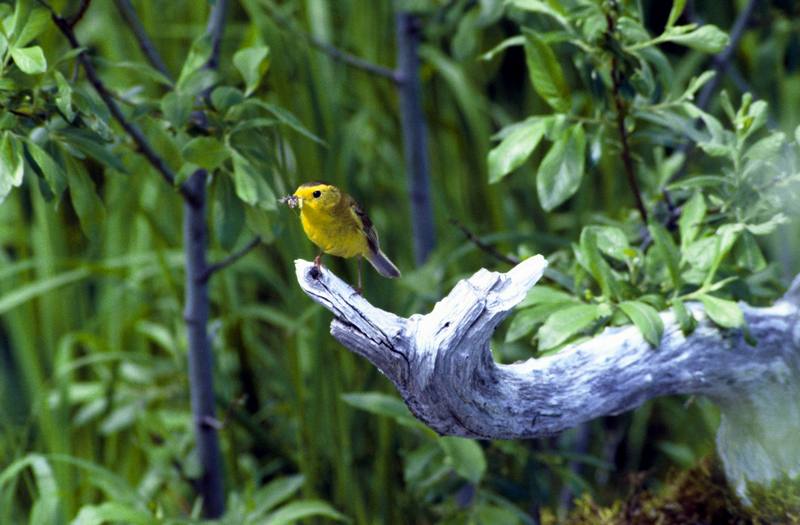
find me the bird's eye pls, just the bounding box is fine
[312,190,321,198]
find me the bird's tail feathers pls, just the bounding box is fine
[365,249,401,278]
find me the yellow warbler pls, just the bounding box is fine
[285,182,400,289]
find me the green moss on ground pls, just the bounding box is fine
[562,459,800,524]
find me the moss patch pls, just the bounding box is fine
[562,458,800,524]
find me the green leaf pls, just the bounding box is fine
[59,129,128,174]
[734,231,766,271]
[213,173,244,251]
[252,475,305,517]
[0,132,24,203]
[507,0,569,28]
[522,29,570,112]
[577,226,620,300]
[671,299,696,335]
[703,223,742,287]
[439,437,486,484]
[72,503,153,525]
[488,117,547,183]
[506,302,573,342]
[699,294,744,328]
[666,0,687,28]
[251,100,325,145]
[93,58,173,87]
[160,91,194,130]
[480,35,524,61]
[664,24,729,53]
[592,226,629,261]
[341,392,428,432]
[15,8,49,47]
[795,124,800,146]
[25,141,66,197]
[54,70,76,122]
[0,267,91,315]
[648,222,681,288]
[234,45,271,96]
[745,132,785,162]
[536,124,585,211]
[177,33,212,88]
[231,152,276,210]
[264,500,347,525]
[538,303,603,350]
[518,285,577,308]
[181,137,229,170]
[10,45,46,74]
[64,155,106,239]
[678,192,706,248]
[211,86,244,112]
[618,301,664,347]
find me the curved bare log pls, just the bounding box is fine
[295,257,800,500]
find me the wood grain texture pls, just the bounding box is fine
[295,257,800,499]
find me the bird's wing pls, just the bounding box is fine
[348,198,379,252]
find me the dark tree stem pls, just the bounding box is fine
[114,0,173,81]
[396,12,436,265]
[610,56,649,224]
[182,0,228,517]
[182,170,225,518]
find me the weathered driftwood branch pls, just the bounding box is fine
[295,256,800,501]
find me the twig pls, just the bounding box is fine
[396,12,436,264]
[451,219,520,266]
[201,236,261,282]
[309,37,399,82]
[66,0,91,28]
[609,52,649,224]
[259,1,397,82]
[113,0,173,81]
[47,7,196,204]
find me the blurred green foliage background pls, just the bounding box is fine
[1,0,799,523]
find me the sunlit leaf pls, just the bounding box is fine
[10,45,46,74]
[522,29,570,112]
[699,294,744,328]
[538,303,603,350]
[536,124,585,211]
[233,45,271,96]
[619,301,664,347]
[488,117,547,183]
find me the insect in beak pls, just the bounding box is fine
[280,194,300,209]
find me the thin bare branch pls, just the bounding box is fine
[113,0,173,81]
[47,8,195,204]
[609,48,649,224]
[66,0,91,28]
[451,219,520,266]
[309,37,399,82]
[201,236,262,282]
[259,1,397,82]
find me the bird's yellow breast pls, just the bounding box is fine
[300,204,369,258]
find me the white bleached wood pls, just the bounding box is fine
[294,257,800,500]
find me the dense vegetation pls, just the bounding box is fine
[1,0,798,523]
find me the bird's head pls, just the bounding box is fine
[293,182,341,211]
